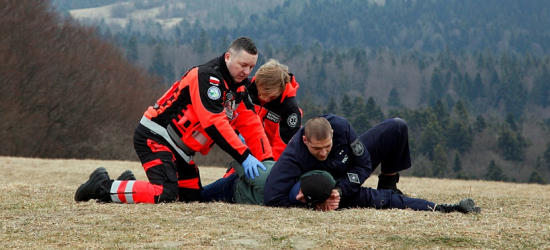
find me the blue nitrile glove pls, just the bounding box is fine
[242,154,267,180]
[238,133,246,145]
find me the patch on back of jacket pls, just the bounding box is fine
[265,111,281,123]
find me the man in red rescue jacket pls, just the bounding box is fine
[222,59,302,177]
[75,37,273,204]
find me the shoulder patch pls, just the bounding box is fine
[350,138,365,156]
[207,86,221,100]
[209,76,220,85]
[347,173,360,184]
[287,113,299,128]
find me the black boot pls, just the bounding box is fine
[117,170,136,180]
[435,198,481,214]
[377,173,404,195]
[74,167,112,202]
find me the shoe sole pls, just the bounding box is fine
[74,167,108,202]
[117,170,136,180]
[459,198,481,214]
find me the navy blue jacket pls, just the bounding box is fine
[264,114,372,207]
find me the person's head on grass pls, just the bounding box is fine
[294,170,335,206]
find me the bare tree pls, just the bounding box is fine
[0,0,163,160]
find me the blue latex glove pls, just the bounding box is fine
[242,154,267,180]
[238,134,246,145]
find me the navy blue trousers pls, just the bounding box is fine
[201,174,238,203]
[340,187,436,211]
[361,117,411,174]
[347,117,434,211]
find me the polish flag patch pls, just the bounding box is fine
[209,76,220,85]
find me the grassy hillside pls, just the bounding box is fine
[1,156,548,249]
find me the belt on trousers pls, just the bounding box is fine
[139,116,194,163]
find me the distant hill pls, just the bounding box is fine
[55,0,287,31]
[56,0,550,55]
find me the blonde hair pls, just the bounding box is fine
[254,59,290,98]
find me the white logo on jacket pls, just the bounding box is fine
[287,113,298,127]
[207,86,221,100]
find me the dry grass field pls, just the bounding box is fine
[1,156,549,249]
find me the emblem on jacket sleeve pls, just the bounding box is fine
[207,86,221,100]
[350,138,365,156]
[287,113,298,128]
[347,173,360,184]
[209,76,220,85]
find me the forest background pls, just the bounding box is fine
[2,0,550,184]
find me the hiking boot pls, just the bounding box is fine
[75,167,111,202]
[435,198,481,214]
[117,170,136,180]
[377,173,405,195]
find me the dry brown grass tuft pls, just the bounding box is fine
[1,156,549,249]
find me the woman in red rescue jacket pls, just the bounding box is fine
[223,59,302,177]
[247,59,302,160]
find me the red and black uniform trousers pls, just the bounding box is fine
[103,124,202,204]
[129,123,202,203]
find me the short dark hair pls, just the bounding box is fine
[227,36,257,55]
[304,117,332,141]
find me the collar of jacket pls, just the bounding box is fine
[212,54,250,92]
[280,73,299,102]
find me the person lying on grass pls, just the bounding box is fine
[200,160,480,214]
[262,114,481,213]
[76,159,480,214]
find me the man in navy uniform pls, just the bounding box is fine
[264,114,480,213]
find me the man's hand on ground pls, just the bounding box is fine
[315,189,341,211]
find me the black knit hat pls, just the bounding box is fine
[300,174,334,204]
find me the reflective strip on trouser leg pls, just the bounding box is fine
[110,180,135,204]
